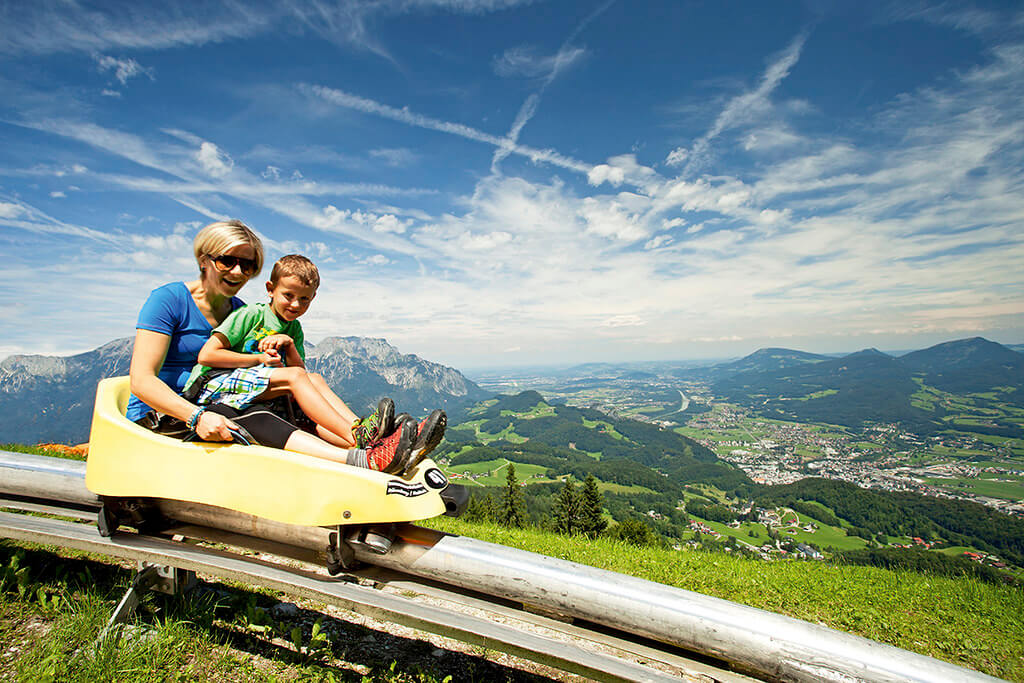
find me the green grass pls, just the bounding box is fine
[445,459,551,486]
[0,542,536,682]
[581,417,628,441]
[796,389,838,401]
[925,477,1024,501]
[500,403,555,419]
[424,518,1024,681]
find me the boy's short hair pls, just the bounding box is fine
[193,220,265,276]
[270,254,320,289]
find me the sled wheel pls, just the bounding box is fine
[98,501,119,537]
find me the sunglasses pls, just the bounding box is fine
[208,254,258,275]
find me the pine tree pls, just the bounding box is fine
[552,478,580,535]
[465,492,495,523]
[579,475,607,539]
[500,463,526,528]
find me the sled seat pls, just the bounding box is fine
[85,376,447,527]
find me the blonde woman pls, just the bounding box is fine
[127,219,417,471]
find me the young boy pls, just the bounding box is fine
[184,255,443,475]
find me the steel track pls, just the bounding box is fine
[0,502,741,683]
[0,451,1007,683]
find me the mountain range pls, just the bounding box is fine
[709,337,1024,434]
[0,337,487,444]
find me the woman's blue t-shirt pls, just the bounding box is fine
[125,282,243,421]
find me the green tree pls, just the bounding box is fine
[614,518,655,546]
[500,463,526,528]
[552,478,581,534]
[579,475,607,538]
[465,492,495,522]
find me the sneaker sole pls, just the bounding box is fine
[372,398,396,443]
[382,418,416,475]
[404,410,446,474]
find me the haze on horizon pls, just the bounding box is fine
[1,0,1023,369]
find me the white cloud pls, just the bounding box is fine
[664,147,687,166]
[195,141,234,178]
[682,30,809,176]
[369,148,419,166]
[492,45,586,79]
[0,202,26,219]
[303,83,594,175]
[644,234,673,250]
[743,127,803,151]
[313,205,411,239]
[95,55,154,85]
[588,164,625,186]
[49,191,66,198]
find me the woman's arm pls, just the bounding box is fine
[129,329,236,440]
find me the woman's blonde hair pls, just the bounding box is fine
[193,220,265,276]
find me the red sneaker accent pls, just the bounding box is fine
[367,417,415,474]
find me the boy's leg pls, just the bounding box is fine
[267,367,356,446]
[351,398,395,448]
[308,373,358,423]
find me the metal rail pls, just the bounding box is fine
[0,510,699,683]
[0,451,1006,683]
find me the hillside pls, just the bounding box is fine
[439,391,747,535]
[441,392,1024,579]
[0,336,487,444]
[714,348,928,429]
[424,517,1022,681]
[713,347,831,375]
[707,337,1024,434]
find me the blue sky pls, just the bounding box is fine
[1,0,1023,369]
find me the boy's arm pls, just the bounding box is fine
[257,332,305,368]
[199,333,281,368]
[281,338,305,369]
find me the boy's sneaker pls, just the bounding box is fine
[367,417,416,475]
[352,398,395,448]
[404,409,447,475]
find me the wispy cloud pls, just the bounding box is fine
[492,45,586,78]
[301,84,593,174]
[369,147,420,167]
[0,196,122,244]
[675,30,809,176]
[489,0,613,173]
[0,0,549,61]
[95,54,154,85]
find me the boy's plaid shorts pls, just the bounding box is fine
[197,365,275,410]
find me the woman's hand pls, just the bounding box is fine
[195,410,239,441]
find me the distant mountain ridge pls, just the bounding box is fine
[711,337,1024,434]
[0,336,487,444]
[713,347,831,376]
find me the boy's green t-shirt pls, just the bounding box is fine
[184,302,305,391]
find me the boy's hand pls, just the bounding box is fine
[258,335,294,352]
[259,349,284,367]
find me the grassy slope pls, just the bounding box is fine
[424,517,1024,681]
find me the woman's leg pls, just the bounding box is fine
[218,403,412,473]
[283,423,416,474]
[266,367,355,445]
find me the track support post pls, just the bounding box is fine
[96,562,196,644]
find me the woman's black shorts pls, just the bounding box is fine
[205,403,300,449]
